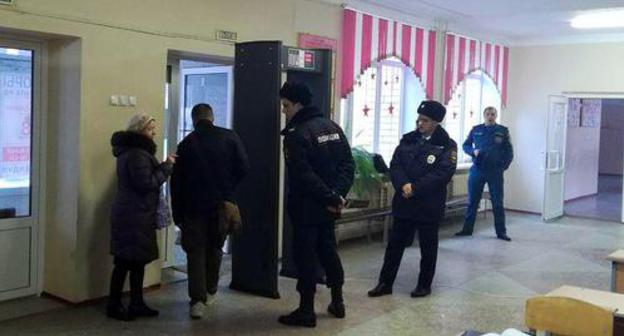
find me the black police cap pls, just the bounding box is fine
[279,81,313,106]
[417,100,446,122]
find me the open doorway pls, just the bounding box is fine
[161,53,234,280]
[563,98,624,222]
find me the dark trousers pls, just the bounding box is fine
[379,218,439,289]
[108,257,148,305]
[182,215,227,304]
[463,168,506,235]
[292,221,344,296]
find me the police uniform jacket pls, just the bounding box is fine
[463,124,513,172]
[281,106,355,225]
[390,126,457,222]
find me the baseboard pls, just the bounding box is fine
[564,193,599,203]
[505,208,541,216]
[41,283,162,307]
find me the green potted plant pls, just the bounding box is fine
[350,147,388,207]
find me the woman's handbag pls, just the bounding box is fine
[155,187,172,229]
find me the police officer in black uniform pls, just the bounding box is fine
[368,100,457,298]
[277,82,355,328]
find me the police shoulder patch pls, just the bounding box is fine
[450,150,457,164]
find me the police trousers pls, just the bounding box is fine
[289,204,344,296]
[379,217,439,289]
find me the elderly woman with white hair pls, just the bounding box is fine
[107,113,176,321]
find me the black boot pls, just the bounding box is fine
[454,230,472,237]
[106,301,134,321]
[128,301,159,318]
[410,286,431,298]
[328,287,345,318]
[127,264,157,318]
[367,283,393,297]
[278,293,316,327]
[107,264,132,321]
[497,234,511,242]
[278,308,317,327]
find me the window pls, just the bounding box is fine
[349,58,425,165]
[0,47,33,217]
[445,70,501,164]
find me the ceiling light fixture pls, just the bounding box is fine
[571,9,624,29]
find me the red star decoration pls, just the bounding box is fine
[363,104,370,117]
[388,104,394,115]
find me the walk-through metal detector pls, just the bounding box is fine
[230,41,332,298]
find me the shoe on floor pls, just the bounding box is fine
[128,302,159,318]
[190,301,206,319]
[278,308,316,328]
[367,283,393,297]
[454,230,472,237]
[497,234,512,242]
[206,293,218,305]
[410,287,431,298]
[327,301,345,318]
[106,303,134,321]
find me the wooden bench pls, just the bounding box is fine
[526,285,624,335]
[607,250,624,293]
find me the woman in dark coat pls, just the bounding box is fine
[107,113,175,321]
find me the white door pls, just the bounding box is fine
[0,41,42,301]
[542,96,568,221]
[161,64,234,267]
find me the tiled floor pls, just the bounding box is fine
[0,212,621,335]
[564,174,622,222]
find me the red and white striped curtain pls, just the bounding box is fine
[444,34,509,106]
[341,8,437,99]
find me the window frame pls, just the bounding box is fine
[348,57,417,164]
[445,70,501,169]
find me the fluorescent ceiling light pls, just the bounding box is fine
[571,9,624,29]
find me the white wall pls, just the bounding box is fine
[506,42,624,213]
[564,99,601,201]
[599,99,624,176]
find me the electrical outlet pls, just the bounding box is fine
[110,95,119,106]
[119,95,129,106]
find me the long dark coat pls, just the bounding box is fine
[110,131,173,262]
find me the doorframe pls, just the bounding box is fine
[557,92,624,223]
[0,37,46,301]
[161,52,235,269]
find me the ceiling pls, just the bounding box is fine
[321,0,624,45]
